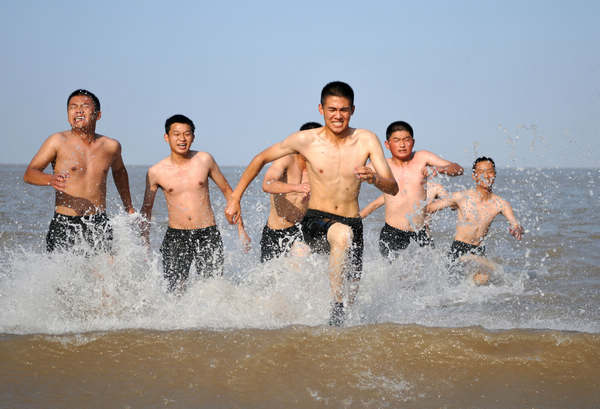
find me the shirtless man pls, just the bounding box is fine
[360,121,463,261]
[260,121,321,263]
[426,157,524,285]
[23,89,134,254]
[225,81,398,326]
[140,114,249,293]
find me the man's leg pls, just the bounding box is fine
[326,222,354,326]
[193,227,224,279]
[160,229,193,292]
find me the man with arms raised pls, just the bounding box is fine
[140,114,250,293]
[426,157,524,285]
[360,121,463,260]
[24,89,134,254]
[226,82,398,326]
[260,121,321,263]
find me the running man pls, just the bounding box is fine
[23,89,134,254]
[425,156,524,285]
[140,114,250,293]
[360,121,463,260]
[260,121,321,262]
[225,81,398,326]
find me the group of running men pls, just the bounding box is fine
[24,82,523,326]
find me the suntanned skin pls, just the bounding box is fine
[426,160,524,285]
[23,94,134,216]
[426,160,523,246]
[262,154,310,229]
[225,96,398,223]
[140,122,249,246]
[360,130,463,231]
[225,95,398,307]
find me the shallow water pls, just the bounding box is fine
[1,165,598,408]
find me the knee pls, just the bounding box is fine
[327,223,353,249]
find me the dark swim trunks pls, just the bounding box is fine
[160,225,224,292]
[260,223,303,263]
[448,240,486,262]
[300,209,363,280]
[378,223,433,260]
[46,212,113,254]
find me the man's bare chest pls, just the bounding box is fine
[159,170,209,195]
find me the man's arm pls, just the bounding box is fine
[111,143,135,214]
[23,134,69,191]
[206,154,251,250]
[499,198,524,240]
[262,155,310,195]
[355,133,398,195]
[225,135,300,224]
[359,195,384,219]
[422,151,464,176]
[139,170,159,245]
[425,193,459,214]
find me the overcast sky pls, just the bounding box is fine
[2,0,599,168]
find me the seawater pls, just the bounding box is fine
[1,164,599,408]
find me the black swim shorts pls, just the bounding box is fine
[378,223,432,260]
[448,240,486,263]
[300,209,363,279]
[260,223,303,263]
[46,212,113,254]
[160,225,224,292]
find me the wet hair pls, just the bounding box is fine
[67,89,100,112]
[165,114,195,134]
[299,121,321,131]
[472,156,496,173]
[386,121,414,140]
[320,81,354,106]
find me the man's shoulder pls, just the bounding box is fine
[354,128,377,139]
[47,130,71,144]
[190,150,216,165]
[95,134,121,151]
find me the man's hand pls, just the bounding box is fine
[225,200,241,224]
[509,225,524,240]
[294,183,311,194]
[354,166,377,185]
[436,163,464,176]
[49,172,69,191]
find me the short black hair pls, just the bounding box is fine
[299,121,321,131]
[165,114,195,134]
[320,81,354,106]
[472,156,495,172]
[67,89,100,112]
[386,121,414,140]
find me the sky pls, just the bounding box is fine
[2,0,599,168]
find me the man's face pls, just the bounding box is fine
[385,130,414,160]
[318,96,354,135]
[473,160,496,189]
[67,95,100,130]
[164,123,194,155]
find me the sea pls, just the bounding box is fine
[0,164,598,408]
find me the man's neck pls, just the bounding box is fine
[391,152,414,166]
[324,126,353,143]
[476,185,493,200]
[72,127,96,143]
[170,151,192,165]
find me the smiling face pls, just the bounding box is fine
[67,95,100,131]
[164,122,194,155]
[472,160,496,190]
[318,96,354,135]
[385,130,414,160]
